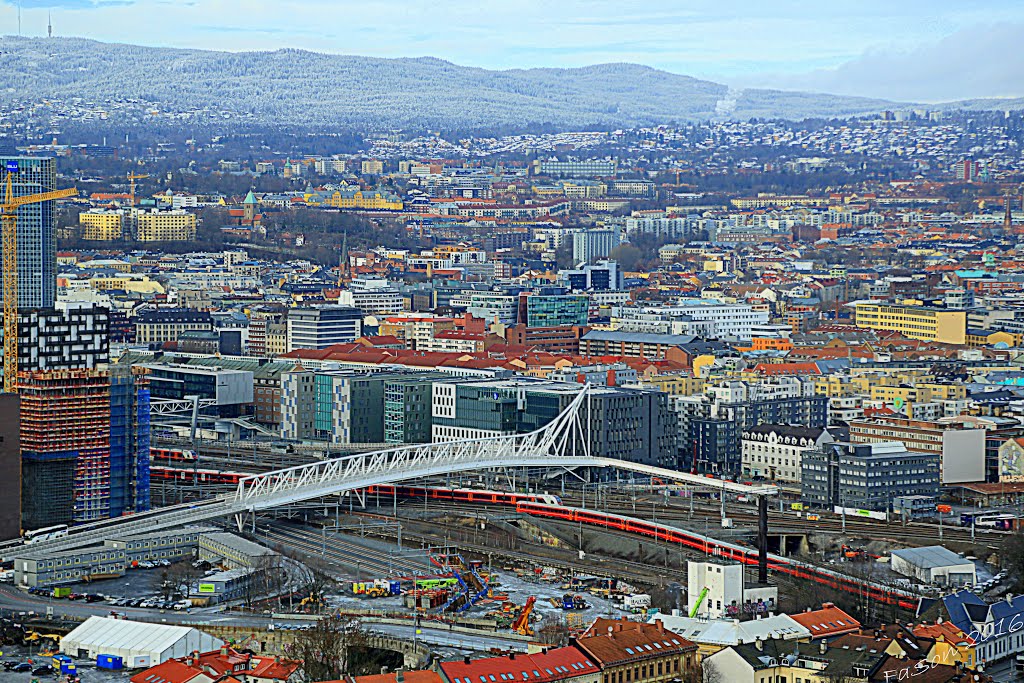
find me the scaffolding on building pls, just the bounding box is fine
[109,367,150,516]
[18,369,112,525]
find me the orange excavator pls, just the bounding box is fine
[511,596,536,636]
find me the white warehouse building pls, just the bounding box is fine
[61,617,222,669]
[890,546,976,587]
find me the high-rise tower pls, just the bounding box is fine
[0,157,58,310]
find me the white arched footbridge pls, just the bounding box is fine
[1,386,776,562]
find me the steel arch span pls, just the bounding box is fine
[0,385,777,561]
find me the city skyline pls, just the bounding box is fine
[2,0,1023,103]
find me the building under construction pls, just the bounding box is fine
[109,365,151,516]
[19,368,151,529]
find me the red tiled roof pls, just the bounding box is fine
[249,655,302,680]
[345,671,444,683]
[912,621,975,645]
[191,648,300,681]
[129,660,204,683]
[358,335,404,346]
[576,618,696,666]
[863,407,898,417]
[752,362,821,376]
[789,603,861,638]
[870,654,983,683]
[440,646,598,683]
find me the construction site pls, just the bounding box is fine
[18,368,151,529]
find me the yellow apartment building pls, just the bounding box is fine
[135,210,197,242]
[80,210,124,240]
[853,302,966,344]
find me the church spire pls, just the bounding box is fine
[338,230,349,287]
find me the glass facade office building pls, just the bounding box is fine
[0,157,57,309]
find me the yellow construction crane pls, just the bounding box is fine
[1,172,77,393]
[127,172,150,207]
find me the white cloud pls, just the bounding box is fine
[741,23,1024,102]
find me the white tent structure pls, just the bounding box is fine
[61,616,223,669]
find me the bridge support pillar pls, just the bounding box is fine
[757,495,768,584]
[235,511,254,534]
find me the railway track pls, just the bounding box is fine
[376,497,1000,550]
[257,522,430,577]
[146,463,1007,550]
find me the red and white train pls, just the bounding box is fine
[514,502,919,610]
[150,447,197,463]
[150,466,247,485]
[364,484,560,506]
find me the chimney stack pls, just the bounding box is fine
[755,638,763,651]
[819,641,827,655]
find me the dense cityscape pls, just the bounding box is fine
[3,9,1024,683]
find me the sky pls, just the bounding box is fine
[2,0,1023,102]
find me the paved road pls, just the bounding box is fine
[0,584,527,654]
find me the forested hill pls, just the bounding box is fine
[1,36,905,129]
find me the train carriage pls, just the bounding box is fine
[514,502,918,609]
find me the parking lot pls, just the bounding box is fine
[2,647,131,682]
[21,558,217,615]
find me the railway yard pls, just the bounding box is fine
[2,441,1015,673]
[142,445,1015,627]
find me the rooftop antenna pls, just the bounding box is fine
[48,12,52,38]
[17,0,22,36]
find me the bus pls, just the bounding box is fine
[974,513,1017,530]
[24,525,69,544]
[960,510,1000,526]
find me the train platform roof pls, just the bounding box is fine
[952,481,1024,494]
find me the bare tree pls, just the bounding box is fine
[1001,529,1024,592]
[243,553,289,610]
[287,615,369,681]
[816,666,857,683]
[684,658,724,683]
[298,555,337,612]
[257,553,287,600]
[535,615,572,647]
[164,560,203,600]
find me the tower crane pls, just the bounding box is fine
[1,172,77,393]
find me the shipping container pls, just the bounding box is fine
[97,654,124,670]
